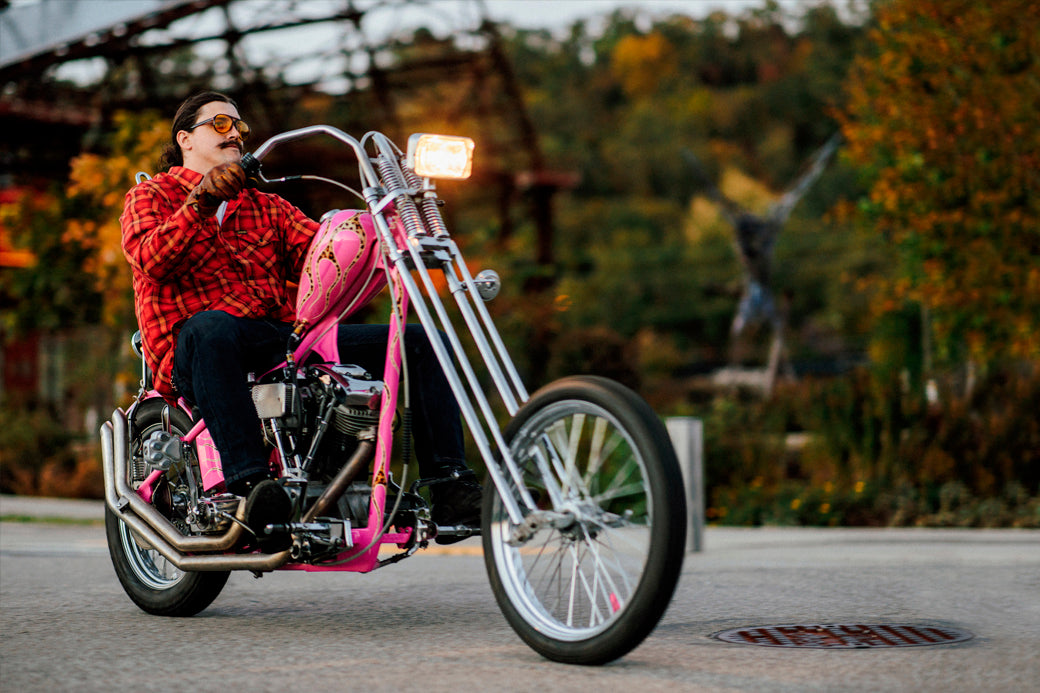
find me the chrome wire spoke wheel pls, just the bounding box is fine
[490,400,652,639]
[117,418,188,590]
[105,400,230,616]
[116,513,184,590]
[483,376,686,665]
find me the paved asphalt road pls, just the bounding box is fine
[1,495,1038,692]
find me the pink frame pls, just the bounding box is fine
[134,210,416,573]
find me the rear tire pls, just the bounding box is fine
[105,400,230,616]
[482,376,686,664]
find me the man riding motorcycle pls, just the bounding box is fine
[119,91,481,549]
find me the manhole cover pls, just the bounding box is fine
[712,624,973,649]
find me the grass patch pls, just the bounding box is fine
[0,514,103,526]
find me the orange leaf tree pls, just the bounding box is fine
[839,0,1040,366]
[2,110,166,335]
[66,110,167,330]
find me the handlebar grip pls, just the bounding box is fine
[240,152,260,178]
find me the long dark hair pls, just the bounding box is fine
[158,91,239,172]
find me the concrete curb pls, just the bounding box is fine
[0,494,106,522]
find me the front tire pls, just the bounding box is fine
[482,376,686,664]
[105,400,229,616]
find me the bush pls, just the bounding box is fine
[693,363,1040,528]
[0,404,103,499]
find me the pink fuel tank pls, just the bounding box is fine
[292,210,389,363]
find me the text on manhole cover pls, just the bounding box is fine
[712,624,973,649]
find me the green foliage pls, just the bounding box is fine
[493,5,877,377]
[699,364,1040,528]
[0,403,102,498]
[553,196,691,335]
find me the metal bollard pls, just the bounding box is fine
[666,417,704,553]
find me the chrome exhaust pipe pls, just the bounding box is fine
[101,408,290,571]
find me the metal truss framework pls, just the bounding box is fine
[2,1,476,87]
[0,1,527,119]
[0,0,562,264]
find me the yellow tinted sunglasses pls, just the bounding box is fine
[189,113,250,140]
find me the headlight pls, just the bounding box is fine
[407,134,474,180]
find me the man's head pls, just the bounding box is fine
[159,91,248,173]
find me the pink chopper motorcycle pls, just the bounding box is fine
[100,126,686,665]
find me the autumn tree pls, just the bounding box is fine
[65,111,168,331]
[1,188,100,332]
[2,110,166,335]
[839,0,1040,368]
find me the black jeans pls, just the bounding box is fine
[172,310,466,488]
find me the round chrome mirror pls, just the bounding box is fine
[473,269,501,301]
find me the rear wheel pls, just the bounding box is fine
[105,400,229,616]
[482,376,686,664]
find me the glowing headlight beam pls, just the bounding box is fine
[407,134,475,180]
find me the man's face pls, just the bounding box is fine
[177,100,245,174]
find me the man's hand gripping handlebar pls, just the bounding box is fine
[186,161,246,217]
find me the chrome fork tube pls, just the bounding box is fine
[399,164,528,406]
[370,213,528,525]
[405,245,537,511]
[365,140,538,524]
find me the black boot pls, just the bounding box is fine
[243,479,293,553]
[431,469,482,545]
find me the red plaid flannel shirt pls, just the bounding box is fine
[120,166,319,396]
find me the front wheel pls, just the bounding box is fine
[482,376,686,664]
[105,400,230,616]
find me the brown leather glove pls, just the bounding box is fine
[185,161,246,217]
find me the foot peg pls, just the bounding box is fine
[433,522,481,545]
